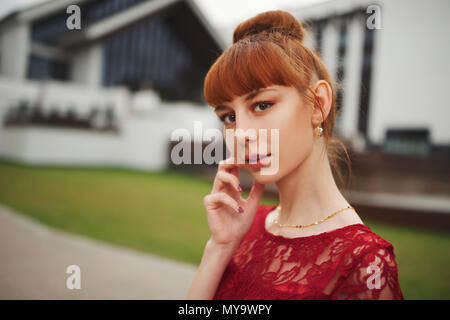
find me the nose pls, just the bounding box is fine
[235,114,257,141]
[234,114,258,157]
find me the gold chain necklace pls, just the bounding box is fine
[273,205,354,228]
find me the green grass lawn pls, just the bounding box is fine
[0,160,448,299]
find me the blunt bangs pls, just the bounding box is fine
[204,39,304,107]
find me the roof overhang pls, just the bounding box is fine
[17,0,90,23]
[18,0,225,53]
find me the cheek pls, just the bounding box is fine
[224,131,233,149]
[278,113,313,166]
[223,128,237,150]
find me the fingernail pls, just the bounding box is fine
[238,206,244,213]
[238,184,243,192]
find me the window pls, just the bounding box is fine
[28,55,69,81]
[383,128,430,156]
[358,11,376,139]
[336,21,348,113]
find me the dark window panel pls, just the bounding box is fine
[31,0,149,43]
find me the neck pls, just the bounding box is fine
[275,140,350,226]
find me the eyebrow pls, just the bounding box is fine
[214,88,277,113]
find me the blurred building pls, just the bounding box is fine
[0,0,224,103]
[0,0,224,171]
[293,0,450,158]
[286,0,450,231]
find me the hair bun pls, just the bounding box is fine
[233,10,305,44]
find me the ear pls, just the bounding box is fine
[310,80,332,127]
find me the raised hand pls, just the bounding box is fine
[203,156,265,248]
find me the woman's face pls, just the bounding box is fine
[214,84,317,184]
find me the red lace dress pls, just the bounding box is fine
[213,204,404,300]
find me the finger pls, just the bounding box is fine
[246,180,265,208]
[218,156,244,172]
[204,192,242,214]
[212,170,243,194]
[218,157,243,183]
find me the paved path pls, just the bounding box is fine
[0,204,197,299]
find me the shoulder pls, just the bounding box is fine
[338,224,400,278]
[336,222,394,252]
[332,226,404,299]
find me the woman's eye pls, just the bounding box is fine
[219,102,273,124]
[220,113,235,125]
[254,102,274,112]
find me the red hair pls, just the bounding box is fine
[204,10,353,189]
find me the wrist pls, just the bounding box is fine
[206,238,240,253]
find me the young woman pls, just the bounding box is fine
[186,10,404,300]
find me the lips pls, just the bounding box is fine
[245,153,271,163]
[247,154,272,169]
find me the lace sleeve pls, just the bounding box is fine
[331,244,404,300]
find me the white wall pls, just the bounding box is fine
[0,76,220,171]
[70,44,103,87]
[0,22,29,79]
[0,120,173,171]
[294,0,450,147]
[370,0,450,145]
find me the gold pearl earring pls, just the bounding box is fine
[316,125,323,137]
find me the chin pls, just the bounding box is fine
[247,167,281,185]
